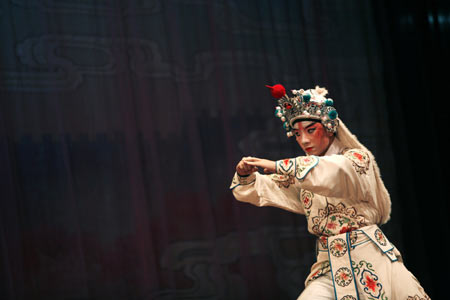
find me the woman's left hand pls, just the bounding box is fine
[243,157,276,174]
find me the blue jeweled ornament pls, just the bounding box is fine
[328,110,338,120]
[325,99,334,106]
[302,94,311,103]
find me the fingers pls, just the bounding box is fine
[239,162,252,172]
[236,158,258,175]
[243,156,258,162]
[237,156,276,175]
[243,157,261,166]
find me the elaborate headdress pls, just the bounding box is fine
[266,84,339,137]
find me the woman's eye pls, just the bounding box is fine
[294,132,300,137]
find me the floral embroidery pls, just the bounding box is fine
[301,190,313,209]
[318,235,328,250]
[276,158,295,175]
[311,202,367,236]
[352,260,387,300]
[340,296,357,300]
[344,149,370,175]
[334,267,353,287]
[307,261,330,283]
[351,260,374,275]
[374,229,387,246]
[327,222,338,230]
[360,269,382,298]
[330,238,348,257]
[348,230,358,245]
[276,156,318,179]
[270,174,295,188]
[339,225,356,234]
[295,155,319,180]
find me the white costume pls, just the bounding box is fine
[230,86,430,299]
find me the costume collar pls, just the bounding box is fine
[324,138,344,156]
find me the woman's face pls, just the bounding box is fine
[293,121,334,156]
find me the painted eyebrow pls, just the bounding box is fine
[293,122,318,133]
[305,122,318,129]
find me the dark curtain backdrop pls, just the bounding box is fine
[0,1,447,299]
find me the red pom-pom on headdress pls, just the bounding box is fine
[265,84,286,99]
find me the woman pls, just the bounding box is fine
[230,85,429,299]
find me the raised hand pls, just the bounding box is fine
[243,157,276,174]
[236,157,259,176]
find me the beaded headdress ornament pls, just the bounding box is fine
[266,84,339,137]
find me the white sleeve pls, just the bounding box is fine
[275,149,373,202]
[229,172,305,215]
